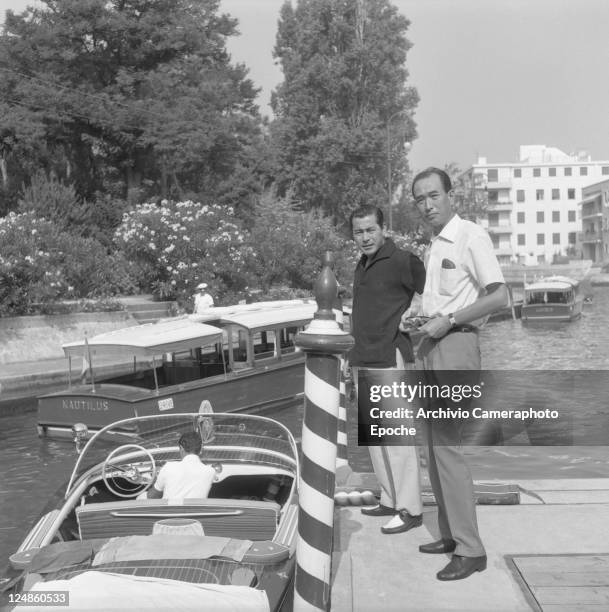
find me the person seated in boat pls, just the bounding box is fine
[146,431,215,500]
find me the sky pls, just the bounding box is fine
[2,0,609,172]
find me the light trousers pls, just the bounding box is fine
[354,349,423,515]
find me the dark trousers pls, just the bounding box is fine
[416,332,485,557]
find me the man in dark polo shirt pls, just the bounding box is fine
[349,204,426,534]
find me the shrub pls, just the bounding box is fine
[0,211,137,315]
[18,172,129,246]
[114,200,253,304]
[247,191,354,292]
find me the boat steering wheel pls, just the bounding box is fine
[102,444,157,498]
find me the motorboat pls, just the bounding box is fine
[521,276,584,322]
[3,412,299,611]
[37,300,317,437]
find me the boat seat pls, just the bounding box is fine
[76,498,280,542]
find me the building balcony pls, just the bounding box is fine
[492,246,513,256]
[581,231,603,243]
[485,180,512,190]
[487,225,513,235]
[487,201,513,212]
[581,208,603,219]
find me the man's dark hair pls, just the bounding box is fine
[411,167,452,197]
[179,431,202,455]
[349,205,384,231]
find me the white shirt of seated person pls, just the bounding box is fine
[146,434,215,500]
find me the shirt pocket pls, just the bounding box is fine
[439,267,460,296]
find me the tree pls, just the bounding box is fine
[270,0,418,223]
[0,0,264,210]
[445,162,488,222]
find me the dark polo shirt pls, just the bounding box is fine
[350,238,425,368]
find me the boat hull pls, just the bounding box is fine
[38,358,305,436]
[521,298,584,322]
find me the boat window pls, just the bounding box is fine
[253,330,276,361]
[230,328,249,367]
[280,326,300,354]
[526,292,546,305]
[546,292,564,303]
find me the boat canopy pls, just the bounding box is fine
[62,319,224,360]
[525,276,579,292]
[216,304,317,333]
[189,299,315,323]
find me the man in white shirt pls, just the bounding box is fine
[147,431,215,499]
[193,283,214,313]
[411,167,508,581]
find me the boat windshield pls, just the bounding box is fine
[66,413,299,498]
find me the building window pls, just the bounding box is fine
[514,168,521,178]
[537,234,545,245]
[567,188,575,199]
[580,166,588,176]
[517,212,525,223]
[602,166,609,175]
[517,234,525,246]
[552,233,560,245]
[551,188,560,200]
[516,189,525,202]
[568,232,576,244]
[533,168,541,177]
[487,169,498,182]
[537,211,544,223]
[549,167,556,177]
[488,212,498,226]
[564,167,572,176]
[536,189,544,200]
[568,210,576,222]
[488,189,498,203]
[552,211,560,222]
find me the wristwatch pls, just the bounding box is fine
[447,313,457,327]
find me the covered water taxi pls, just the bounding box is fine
[37,300,316,437]
[521,276,584,322]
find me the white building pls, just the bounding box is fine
[468,145,609,264]
[580,179,609,263]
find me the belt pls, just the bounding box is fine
[446,324,478,334]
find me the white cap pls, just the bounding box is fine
[196,283,208,290]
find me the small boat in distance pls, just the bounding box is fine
[37,300,317,437]
[521,276,584,323]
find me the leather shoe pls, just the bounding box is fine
[419,538,456,554]
[361,503,397,517]
[380,511,422,534]
[437,555,487,581]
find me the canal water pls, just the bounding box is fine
[1,288,609,575]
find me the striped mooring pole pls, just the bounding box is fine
[294,252,354,612]
[332,294,348,469]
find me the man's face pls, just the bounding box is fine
[413,173,455,231]
[352,214,385,257]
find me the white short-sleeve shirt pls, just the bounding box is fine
[421,215,505,322]
[194,293,214,313]
[153,454,216,500]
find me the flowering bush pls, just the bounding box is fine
[0,212,137,315]
[114,200,253,303]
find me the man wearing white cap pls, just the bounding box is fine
[193,283,214,313]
